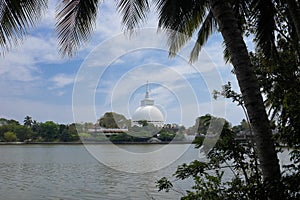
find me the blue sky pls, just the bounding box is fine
[0,1,250,127]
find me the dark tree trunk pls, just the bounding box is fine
[208,0,282,198]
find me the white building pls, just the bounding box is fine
[132,82,164,127]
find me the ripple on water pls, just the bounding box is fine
[0,145,202,200]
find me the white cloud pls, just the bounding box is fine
[0,97,74,124]
[50,73,75,88]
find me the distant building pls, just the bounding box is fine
[132,82,164,127]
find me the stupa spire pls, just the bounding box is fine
[145,81,150,99]
[141,81,154,106]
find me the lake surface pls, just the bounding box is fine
[0,144,202,200]
[0,144,291,200]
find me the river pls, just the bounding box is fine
[0,144,291,200]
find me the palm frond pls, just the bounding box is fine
[116,0,150,32]
[56,0,99,57]
[0,0,47,55]
[232,0,250,33]
[155,0,210,57]
[190,11,217,63]
[223,41,231,64]
[251,0,276,58]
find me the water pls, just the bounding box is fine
[0,144,291,200]
[0,144,200,200]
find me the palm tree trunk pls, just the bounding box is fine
[208,0,282,197]
[286,0,300,42]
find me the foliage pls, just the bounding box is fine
[250,18,300,199]
[252,37,300,149]
[195,114,213,135]
[113,122,185,142]
[157,130,175,142]
[0,115,183,143]
[0,118,20,125]
[58,123,80,142]
[38,121,59,142]
[137,120,148,127]
[23,116,33,127]
[0,121,33,142]
[156,116,288,199]
[56,0,99,57]
[157,45,300,198]
[13,125,34,142]
[0,116,81,143]
[0,0,47,55]
[3,131,17,142]
[109,133,134,142]
[98,112,130,129]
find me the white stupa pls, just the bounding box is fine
[132,82,164,127]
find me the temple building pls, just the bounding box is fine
[132,82,164,127]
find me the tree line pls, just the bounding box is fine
[0,113,250,144]
[0,116,79,142]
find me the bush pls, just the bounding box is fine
[4,131,17,142]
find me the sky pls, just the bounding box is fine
[0,1,251,127]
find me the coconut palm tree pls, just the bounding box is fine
[23,115,33,127]
[209,0,281,187]
[57,0,283,193]
[111,0,282,190]
[0,0,47,55]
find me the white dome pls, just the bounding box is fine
[132,105,164,124]
[132,82,164,127]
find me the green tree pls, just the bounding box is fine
[0,120,33,142]
[251,23,300,193]
[58,123,80,142]
[30,120,40,140]
[23,116,33,127]
[0,118,20,125]
[13,125,34,142]
[3,131,17,142]
[195,114,212,135]
[252,22,300,149]
[99,112,130,128]
[157,130,175,142]
[137,120,148,127]
[38,121,59,142]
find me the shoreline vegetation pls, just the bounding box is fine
[0,141,193,145]
[1,114,193,145]
[0,113,259,146]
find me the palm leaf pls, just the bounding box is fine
[0,0,47,55]
[154,0,210,57]
[56,0,99,57]
[222,41,232,64]
[251,0,276,58]
[116,0,150,32]
[190,11,217,63]
[232,0,249,33]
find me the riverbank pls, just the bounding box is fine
[0,141,193,145]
